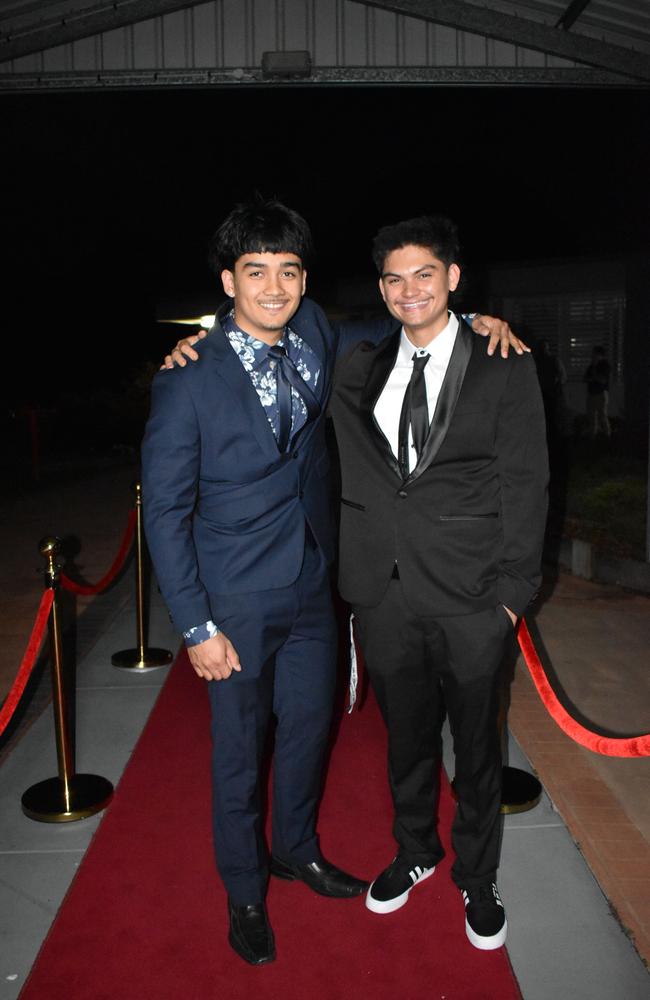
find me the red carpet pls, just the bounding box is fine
[20,650,521,1000]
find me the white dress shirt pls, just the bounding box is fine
[374,312,459,474]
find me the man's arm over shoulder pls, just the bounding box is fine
[334,318,395,359]
[333,313,529,361]
[495,354,549,617]
[292,295,336,345]
[141,367,212,634]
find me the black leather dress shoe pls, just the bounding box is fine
[270,855,369,898]
[228,900,276,966]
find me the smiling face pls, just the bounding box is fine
[379,244,460,347]
[221,251,307,343]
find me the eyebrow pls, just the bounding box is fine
[381,263,438,279]
[242,260,302,269]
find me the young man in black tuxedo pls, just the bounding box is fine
[330,216,548,949]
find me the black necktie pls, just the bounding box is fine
[268,344,321,452]
[398,352,430,478]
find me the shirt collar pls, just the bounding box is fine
[223,310,287,364]
[398,311,459,364]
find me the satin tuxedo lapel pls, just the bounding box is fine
[406,319,474,485]
[360,329,402,479]
[360,318,473,484]
[202,320,280,460]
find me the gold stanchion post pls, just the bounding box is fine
[21,538,114,823]
[111,483,173,671]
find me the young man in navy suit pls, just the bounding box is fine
[142,201,370,966]
[148,201,528,965]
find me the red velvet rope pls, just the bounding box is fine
[0,589,54,738]
[517,618,650,758]
[60,510,137,596]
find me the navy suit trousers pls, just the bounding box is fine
[207,540,336,904]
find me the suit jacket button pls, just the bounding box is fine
[292,452,299,459]
[398,490,408,498]
[299,490,304,499]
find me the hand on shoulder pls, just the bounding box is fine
[471,315,530,359]
[160,329,207,370]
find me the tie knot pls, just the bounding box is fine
[412,352,429,372]
[268,344,287,361]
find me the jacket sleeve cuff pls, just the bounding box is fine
[183,620,220,647]
[496,578,538,618]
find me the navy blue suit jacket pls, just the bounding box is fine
[142,297,345,635]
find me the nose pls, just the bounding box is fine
[401,278,418,298]
[264,272,283,295]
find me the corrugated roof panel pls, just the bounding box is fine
[1,0,648,80]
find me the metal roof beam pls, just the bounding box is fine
[356,0,650,82]
[0,65,643,92]
[556,1,594,32]
[0,0,199,63]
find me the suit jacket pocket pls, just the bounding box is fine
[341,498,366,511]
[197,482,269,525]
[438,513,498,521]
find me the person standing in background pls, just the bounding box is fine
[584,345,611,439]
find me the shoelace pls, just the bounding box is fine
[466,883,499,905]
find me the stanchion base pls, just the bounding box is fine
[500,765,542,815]
[451,765,542,815]
[22,774,114,823]
[111,647,173,671]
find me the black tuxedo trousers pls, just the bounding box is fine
[354,582,514,887]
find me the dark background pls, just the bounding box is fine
[3,85,649,409]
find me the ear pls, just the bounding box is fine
[448,263,461,292]
[378,276,387,304]
[221,269,235,298]
[301,269,307,296]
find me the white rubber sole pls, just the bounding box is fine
[465,916,508,951]
[365,865,436,914]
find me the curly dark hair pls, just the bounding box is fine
[371,214,461,274]
[208,196,313,274]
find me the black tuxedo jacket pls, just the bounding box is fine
[329,318,549,618]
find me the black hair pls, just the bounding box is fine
[208,197,313,274]
[372,214,461,274]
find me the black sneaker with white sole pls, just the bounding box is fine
[366,855,436,914]
[461,882,507,950]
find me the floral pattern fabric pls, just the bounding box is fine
[223,312,320,442]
